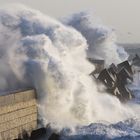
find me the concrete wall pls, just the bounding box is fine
[0,89,37,140]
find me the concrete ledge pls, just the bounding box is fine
[0,113,37,132]
[0,90,35,107]
[0,99,36,115]
[0,89,38,139]
[0,106,37,124]
[0,121,37,140]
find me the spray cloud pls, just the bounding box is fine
[63,11,129,66]
[0,5,138,129]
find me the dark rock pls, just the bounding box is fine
[116,68,133,85]
[48,133,60,140]
[97,69,115,89]
[91,60,135,102]
[30,128,47,140]
[117,61,134,75]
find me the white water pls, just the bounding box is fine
[0,5,139,133]
[63,11,128,66]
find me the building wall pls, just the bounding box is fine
[0,89,37,140]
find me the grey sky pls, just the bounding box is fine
[0,0,140,43]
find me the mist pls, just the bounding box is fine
[0,4,139,130]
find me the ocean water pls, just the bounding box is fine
[59,75,140,140]
[61,119,140,140]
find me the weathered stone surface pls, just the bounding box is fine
[14,90,35,103]
[0,89,37,140]
[0,121,37,140]
[0,106,37,124]
[0,99,36,115]
[0,113,37,132]
[0,90,35,107]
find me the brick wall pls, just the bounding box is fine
[0,89,37,140]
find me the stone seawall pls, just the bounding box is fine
[0,89,37,140]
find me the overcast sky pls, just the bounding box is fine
[0,0,140,43]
